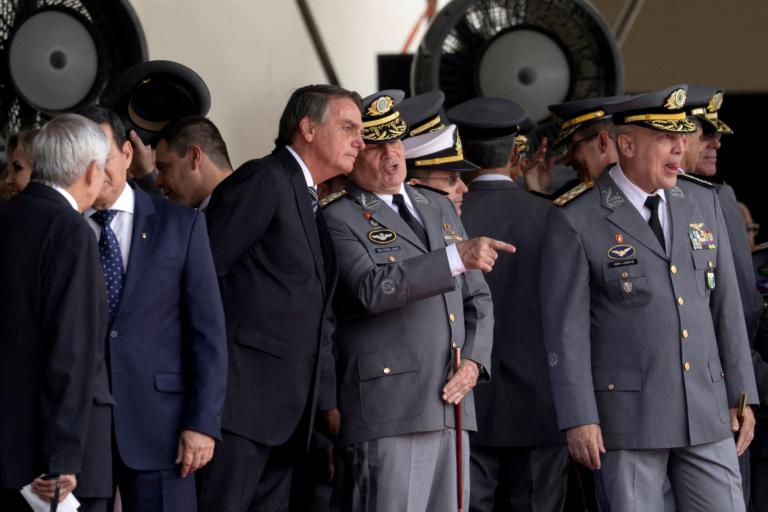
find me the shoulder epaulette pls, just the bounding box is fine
[319,189,348,208]
[753,241,768,255]
[677,172,715,188]
[553,180,594,207]
[406,181,449,196]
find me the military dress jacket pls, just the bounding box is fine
[461,179,564,448]
[323,181,493,447]
[541,168,757,449]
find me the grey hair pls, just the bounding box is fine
[31,113,110,188]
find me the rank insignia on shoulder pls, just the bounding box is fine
[607,244,636,260]
[319,189,347,208]
[678,172,714,188]
[688,223,716,250]
[553,180,594,206]
[368,228,397,244]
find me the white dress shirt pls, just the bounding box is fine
[286,145,315,187]
[473,173,514,183]
[50,184,79,211]
[609,165,671,254]
[85,184,135,271]
[377,184,466,276]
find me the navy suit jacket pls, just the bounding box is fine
[108,184,227,470]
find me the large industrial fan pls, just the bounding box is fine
[0,0,147,139]
[411,0,623,122]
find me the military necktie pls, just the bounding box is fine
[392,193,429,249]
[644,195,666,252]
[92,209,125,324]
[308,186,319,217]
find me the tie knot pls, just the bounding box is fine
[392,193,406,208]
[644,195,661,210]
[91,209,118,226]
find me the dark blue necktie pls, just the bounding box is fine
[92,209,125,324]
[644,195,666,252]
[392,193,429,249]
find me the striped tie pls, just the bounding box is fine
[308,186,319,217]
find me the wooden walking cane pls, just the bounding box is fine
[453,343,463,512]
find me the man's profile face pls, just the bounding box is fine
[155,140,200,207]
[350,141,407,195]
[681,124,703,172]
[94,124,131,210]
[619,126,684,192]
[695,132,721,177]
[563,129,601,180]
[311,97,364,176]
[410,170,468,214]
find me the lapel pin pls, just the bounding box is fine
[615,234,624,243]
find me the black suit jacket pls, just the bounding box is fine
[461,179,564,447]
[0,183,112,491]
[206,146,337,447]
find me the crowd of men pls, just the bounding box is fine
[0,79,766,512]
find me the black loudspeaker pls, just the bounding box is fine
[411,0,623,122]
[0,0,147,134]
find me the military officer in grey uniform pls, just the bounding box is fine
[451,97,571,512]
[322,90,513,512]
[684,86,768,510]
[541,84,758,511]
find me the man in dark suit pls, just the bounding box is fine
[452,98,570,512]
[79,105,228,512]
[198,84,364,512]
[0,114,112,511]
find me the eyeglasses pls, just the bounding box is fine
[702,133,722,142]
[568,132,600,153]
[422,175,461,186]
[747,222,760,234]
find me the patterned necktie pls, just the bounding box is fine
[91,209,125,324]
[392,193,429,249]
[644,195,666,251]
[308,186,319,217]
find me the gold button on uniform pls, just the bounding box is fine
[449,313,456,322]
[721,372,725,378]
[383,367,391,375]
[682,329,689,339]
[677,297,684,305]
[621,271,629,279]
[670,264,678,274]
[708,261,714,268]
[388,255,396,263]
[607,384,615,391]
[684,362,691,372]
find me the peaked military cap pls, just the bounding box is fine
[604,84,696,134]
[361,89,408,143]
[111,60,211,145]
[403,124,479,172]
[399,90,449,138]
[549,95,630,147]
[447,97,526,140]
[686,85,733,135]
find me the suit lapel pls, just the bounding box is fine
[120,185,158,307]
[276,148,326,285]
[598,173,668,260]
[346,182,428,252]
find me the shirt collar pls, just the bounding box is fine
[473,173,514,183]
[373,183,409,209]
[198,194,212,212]
[50,184,79,211]
[286,145,315,187]
[608,164,667,212]
[84,182,135,218]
